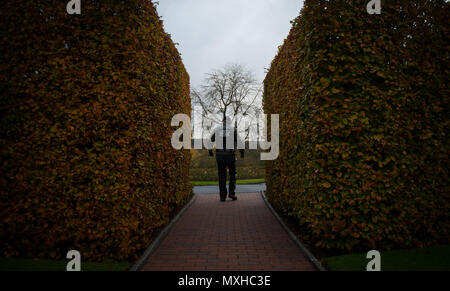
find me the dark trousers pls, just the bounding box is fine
[217,157,236,200]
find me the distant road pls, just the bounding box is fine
[193,183,266,194]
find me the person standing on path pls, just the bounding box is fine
[209,116,245,202]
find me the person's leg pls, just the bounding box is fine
[228,159,237,200]
[217,159,227,201]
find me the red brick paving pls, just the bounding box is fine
[141,193,315,271]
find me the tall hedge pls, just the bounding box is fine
[263,0,449,251]
[0,1,192,261]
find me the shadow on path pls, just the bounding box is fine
[193,183,266,195]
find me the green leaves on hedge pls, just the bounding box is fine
[263,0,449,252]
[0,1,192,261]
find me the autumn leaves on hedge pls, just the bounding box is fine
[263,0,449,251]
[0,1,192,261]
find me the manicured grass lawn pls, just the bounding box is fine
[192,179,265,186]
[324,245,450,271]
[0,257,130,271]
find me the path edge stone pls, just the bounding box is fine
[260,191,327,271]
[129,193,198,271]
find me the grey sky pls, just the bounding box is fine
[156,0,304,88]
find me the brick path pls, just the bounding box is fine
[141,193,315,271]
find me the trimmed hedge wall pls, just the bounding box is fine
[263,0,449,251]
[0,1,192,261]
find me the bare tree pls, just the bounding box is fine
[192,63,262,141]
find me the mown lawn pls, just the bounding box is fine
[324,245,450,271]
[0,257,130,271]
[192,179,265,186]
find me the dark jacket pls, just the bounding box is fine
[209,126,244,160]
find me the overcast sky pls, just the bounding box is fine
[156,0,304,88]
